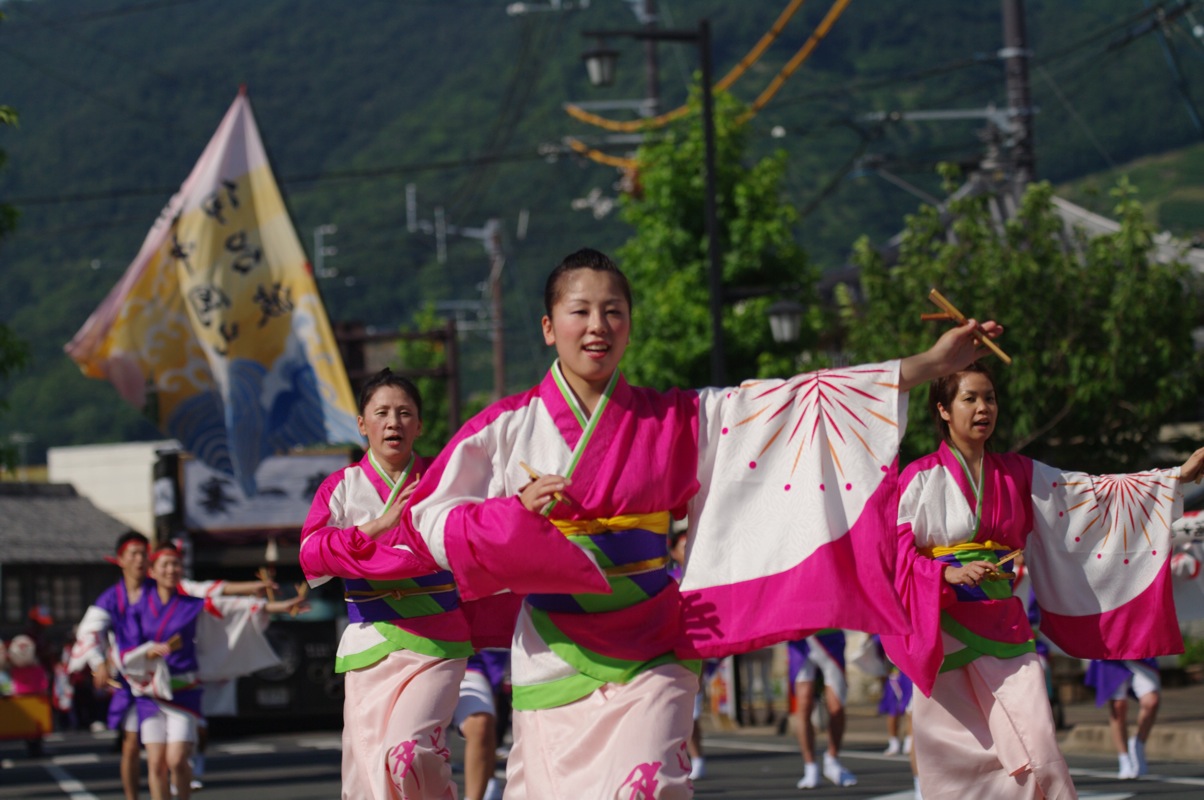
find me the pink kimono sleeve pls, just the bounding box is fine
[299,471,437,584]
[880,518,957,698]
[402,405,611,603]
[439,496,610,602]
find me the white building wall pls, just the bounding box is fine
[47,440,180,536]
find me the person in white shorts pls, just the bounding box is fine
[1085,659,1162,779]
[452,650,509,800]
[788,630,856,789]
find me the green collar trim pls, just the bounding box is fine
[949,446,984,539]
[544,361,618,514]
[368,450,415,512]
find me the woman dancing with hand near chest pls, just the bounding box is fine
[883,363,1204,800]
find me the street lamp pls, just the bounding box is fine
[767,300,805,344]
[581,19,725,385]
[581,41,619,87]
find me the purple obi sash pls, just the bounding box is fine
[527,523,670,614]
[930,544,1019,603]
[343,569,460,623]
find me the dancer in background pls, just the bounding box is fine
[1084,659,1161,779]
[70,531,157,800]
[454,648,510,800]
[123,544,302,800]
[70,531,278,800]
[402,248,1002,798]
[883,362,1204,799]
[788,631,856,788]
[852,633,918,795]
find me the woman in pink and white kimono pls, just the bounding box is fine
[301,369,479,800]
[882,362,1204,800]
[400,248,1003,800]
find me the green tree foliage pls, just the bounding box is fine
[616,90,819,389]
[843,168,1202,472]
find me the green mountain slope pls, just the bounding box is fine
[2,0,1203,460]
[1060,141,1204,238]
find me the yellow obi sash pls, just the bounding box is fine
[550,511,670,535]
[921,540,1015,582]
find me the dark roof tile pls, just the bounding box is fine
[0,483,128,564]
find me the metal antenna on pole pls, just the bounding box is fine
[313,224,338,278]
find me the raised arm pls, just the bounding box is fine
[1180,446,1204,484]
[899,319,1004,391]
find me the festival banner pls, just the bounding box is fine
[65,89,360,494]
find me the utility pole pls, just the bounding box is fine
[485,220,507,401]
[642,0,660,116]
[1001,0,1035,197]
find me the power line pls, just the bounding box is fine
[5,149,558,207]
[446,11,566,219]
[1036,66,1116,168]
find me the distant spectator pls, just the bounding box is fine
[1085,659,1161,780]
[9,633,51,757]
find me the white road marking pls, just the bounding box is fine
[52,753,100,766]
[705,738,910,762]
[1070,767,1204,787]
[298,736,342,750]
[215,742,278,755]
[43,763,100,800]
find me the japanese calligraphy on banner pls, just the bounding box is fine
[181,452,353,536]
[65,89,361,494]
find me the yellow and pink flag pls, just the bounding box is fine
[65,89,360,494]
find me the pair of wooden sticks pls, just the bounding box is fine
[980,548,1023,581]
[256,567,307,616]
[519,461,569,506]
[994,548,1022,569]
[922,288,1013,365]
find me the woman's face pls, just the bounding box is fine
[938,371,997,449]
[357,385,423,467]
[150,551,183,588]
[541,269,631,388]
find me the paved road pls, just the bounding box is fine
[4,728,1203,799]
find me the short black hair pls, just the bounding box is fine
[115,530,149,554]
[543,248,633,316]
[357,368,424,418]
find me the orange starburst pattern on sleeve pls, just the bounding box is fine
[1059,471,1179,562]
[722,367,897,486]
